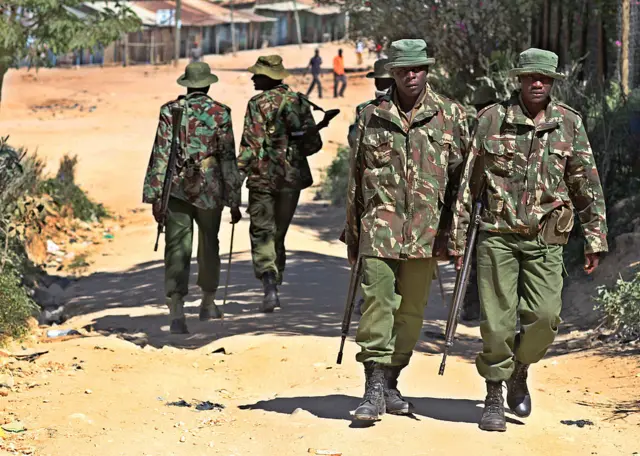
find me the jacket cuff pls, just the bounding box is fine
[584,233,608,254]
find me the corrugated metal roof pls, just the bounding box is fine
[184,0,275,23]
[130,0,225,26]
[254,1,312,12]
[307,5,341,15]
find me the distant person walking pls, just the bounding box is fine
[305,49,323,98]
[190,41,202,62]
[356,39,364,65]
[333,49,346,98]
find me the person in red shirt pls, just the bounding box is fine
[333,49,346,98]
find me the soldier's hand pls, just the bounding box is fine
[433,232,449,260]
[454,256,463,271]
[230,206,242,224]
[152,201,163,224]
[348,245,358,266]
[584,253,600,275]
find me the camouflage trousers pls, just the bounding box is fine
[355,256,437,366]
[248,188,300,283]
[164,197,222,299]
[476,233,564,382]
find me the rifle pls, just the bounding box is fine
[154,106,184,252]
[336,256,362,365]
[438,179,486,376]
[290,95,340,140]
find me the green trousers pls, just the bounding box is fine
[164,197,222,299]
[476,233,564,382]
[355,256,437,366]
[248,188,300,282]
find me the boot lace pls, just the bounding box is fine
[485,384,504,415]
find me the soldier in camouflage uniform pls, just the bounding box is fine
[143,62,243,334]
[238,55,323,313]
[461,84,499,322]
[346,58,395,317]
[451,49,608,431]
[344,39,468,421]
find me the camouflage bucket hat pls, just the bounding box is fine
[470,85,498,106]
[248,55,291,80]
[366,58,392,79]
[384,39,435,70]
[509,48,565,80]
[177,62,219,87]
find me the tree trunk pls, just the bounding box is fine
[0,65,7,109]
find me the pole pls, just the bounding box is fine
[622,0,630,95]
[151,30,155,65]
[173,0,182,67]
[220,223,235,324]
[230,0,236,56]
[344,11,349,41]
[293,0,302,48]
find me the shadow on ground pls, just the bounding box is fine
[238,393,524,427]
[65,248,483,355]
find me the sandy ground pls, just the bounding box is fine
[1,43,639,456]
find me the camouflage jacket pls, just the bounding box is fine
[450,93,608,255]
[345,85,469,259]
[237,84,323,192]
[348,95,386,149]
[143,93,242,210]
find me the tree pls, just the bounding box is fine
[0,0,141,106]
[319,0,539,100]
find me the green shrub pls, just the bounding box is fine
[316,146,350,205]
[39,154,109,222]
[0,269,38,343]
[594,271,640,341]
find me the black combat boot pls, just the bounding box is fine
[383,365,413,415]
[479,381,506,432]
[506,361,531,417]
[168,295,188,334]
[261,271,280,313]
[354,362,386,421]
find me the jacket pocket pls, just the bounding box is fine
[547,141,571,178]
[484,138,516,177]
[361,131,393,168]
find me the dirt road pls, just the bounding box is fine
[1,44,639,456]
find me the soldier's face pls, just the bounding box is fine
[252,74,275,91]
[520,74,554,105]
[392,66,428,99]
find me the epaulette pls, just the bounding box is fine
[556,101,582,118]
[477,102,500,118]
[356,99,375,116]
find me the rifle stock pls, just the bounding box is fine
[439,181,485,375]
[336,257,362,365]
[153,105,184,252]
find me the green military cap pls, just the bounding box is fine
[470,85,498,106]
[248,55,291,80]
[366,58,392,79]
[384,39,435,70]
[177,61,219,87]
[509,48,565,80]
